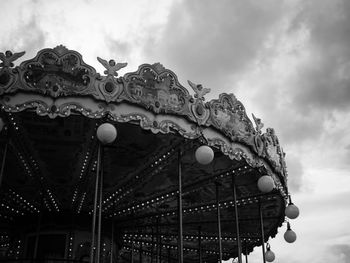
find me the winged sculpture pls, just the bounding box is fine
[188,80,210,101]
[252,113,264,134]
[97,57,127,77]
[0,51,25,68]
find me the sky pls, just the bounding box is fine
[1,0,350,262]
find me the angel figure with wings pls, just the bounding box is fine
[97,57,127,77]
[0,51,25,68]
[188,80,211,101]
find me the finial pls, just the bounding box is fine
[188,80,210,101]
[252,113,264,134]
[97,57,127,77]
[0,51,25,68]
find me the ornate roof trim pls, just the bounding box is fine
[0,46,288,184]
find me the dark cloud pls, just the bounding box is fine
[290,0,350,112]
[330,244,350,262]
[144,0,286,94]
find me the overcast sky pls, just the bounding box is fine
[1,0,350,262]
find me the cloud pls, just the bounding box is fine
[289,0,350,112]
[329,244,350,263]
[0,14,46,63]
[144,0,287,94]
[285,154,303,192]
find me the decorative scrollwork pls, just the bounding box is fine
[0,46,288,180]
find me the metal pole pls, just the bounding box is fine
[131,241,134,263]
[198,226,202,263]
[156,217,160,263]
[232,174,242,263]
[0,141,8,188]
[90,143,101,263]
[245,243,248,263]
[33,208,42,261]
[216,183,222,263]
[97,146,104,263]
[259,200,266,263]
[110,220,114,263]
[151,227,154,263]
[139,242,143,263]
[177,149,184,263]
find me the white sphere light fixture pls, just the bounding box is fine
[96,123,117,144]
[284,222,297,243]
[195,145,214,165]
[257,175,275,193]
[285,196,300,219]
[265,244,275,262]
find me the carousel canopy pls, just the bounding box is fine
[0,46,289,262]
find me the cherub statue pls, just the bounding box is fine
[188,80,210,101]
[97,57,127,77]
[0,50,25,68]
[252,113,264,134]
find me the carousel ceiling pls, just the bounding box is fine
[0,46,290,262]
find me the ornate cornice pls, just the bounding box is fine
[0,46,288,186]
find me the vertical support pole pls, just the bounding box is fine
[159,224,162,263]
[177,149,184,263]
[167,247,171,263]
[139,242,143,263]
[0,141,8,188]
[97,146,104,263]
[33,207,42,260]
[216,183,222,263]
[110,220,114,263]
[90,143,101,263]
[156,217,160,263]
[232,174,242,263]
[151,227,154,263]
[198,226,202,263]
[259,200,266,263]
[131,241,134,263]
[244,242,248,263]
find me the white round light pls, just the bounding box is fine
[257,175,275,193]
[195,145,214,165]
[265,249,275,262]
[284,227,297,243]
[285,203,300,219]
[96,123,117,144]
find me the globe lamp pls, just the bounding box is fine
[97,123,117,144]
[284,222,297,243]
[195,145,214,165]
[257,175,275,193]
[285,196,299,219]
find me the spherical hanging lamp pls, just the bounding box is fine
[265,243,275,262]
[195,145,214,165]
[257,175,275,193]
[96,123,117,144]
[284,222,297,243]
[285,195,300,219]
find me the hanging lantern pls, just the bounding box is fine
[257,175,275,193]
[284,222,297,243]
[96,123,117,144]
[285,195,299,219]
[195,145,214,165]
[265,243,275,262]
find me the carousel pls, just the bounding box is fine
[0,46,299,263]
